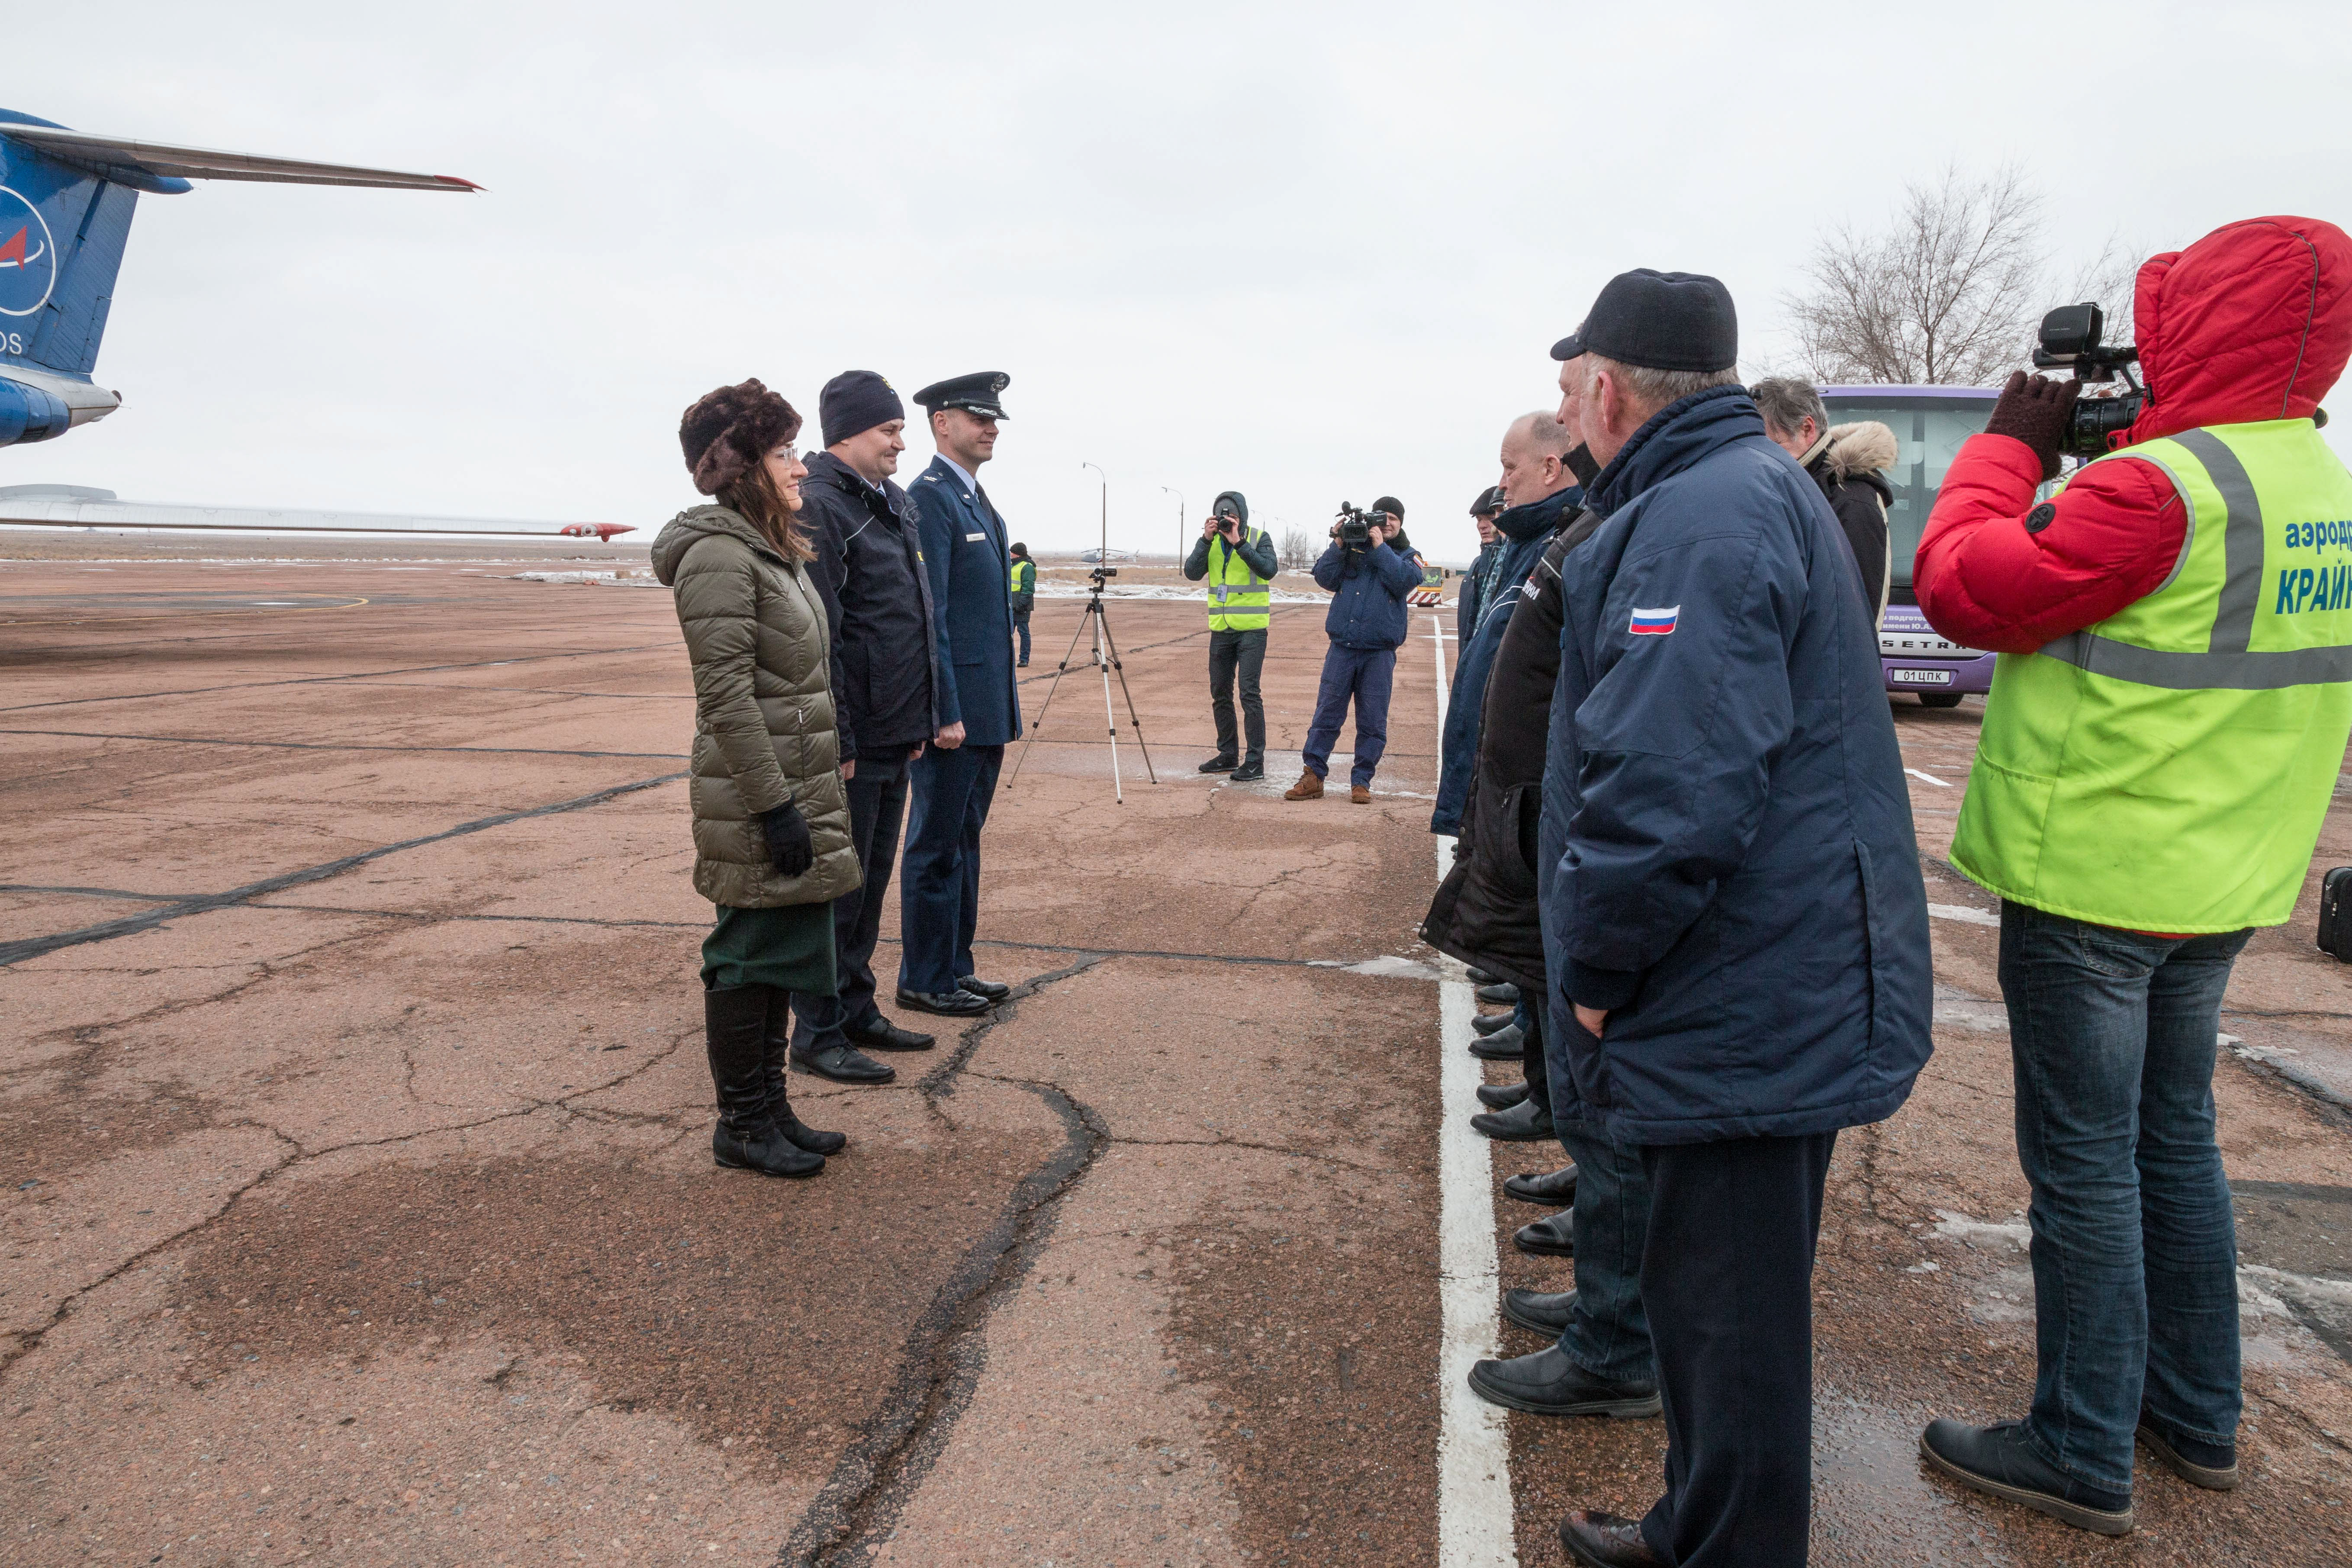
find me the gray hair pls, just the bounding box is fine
[1506,409,1578,460]
[1583,355,1743,423]
[1749,377,1829,442]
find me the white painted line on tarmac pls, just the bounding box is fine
[1426,613,1520,1568]
[1927,902,1999,927]
[1905,767,1952,787]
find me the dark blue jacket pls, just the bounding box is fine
[1457,541,1503,645]
[1432,486,1580,835]
[910,455,1022,748]
[1538,385,1932,1145]
[1311,538,1422,649]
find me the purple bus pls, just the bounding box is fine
[1820,385,2001,707]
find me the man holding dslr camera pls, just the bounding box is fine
[1184,490,1277,782]
[1287,498,1422,804]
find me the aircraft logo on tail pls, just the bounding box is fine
[0,186,58,319]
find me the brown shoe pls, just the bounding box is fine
[1284,770,1323,801]
[1557,1510,1665,1567]
[1351,784,1372,804]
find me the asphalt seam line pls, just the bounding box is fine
[1427,611,1519,1568]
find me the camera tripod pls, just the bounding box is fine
[1007,569,1158,803]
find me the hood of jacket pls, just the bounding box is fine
[1213,489,1250,525]
[1496,483,1581,543]
[1586,384,1761,518]
[652,504,779,586]
[1821,421,1897,479]
[2129,215,2352,445]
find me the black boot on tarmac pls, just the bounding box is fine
[1197,754,1238,773]
[790,1043,897,1085]
[1502,1288,1577,1337]
[1230,758,1265,782]
[1466,1345,1660,1418]
[1470,1023,1524,1060]
[1465,966,1496,984]
[956,975,1012,1001]
[1557,1510,1667,1568]
[896,987,990,1017]
[1475,982,1520,1006]
[1503,1163,1579,1207]
[1471,1010,1515,1037]
[844,1016,936,1052]
[758,993,845,1155]
[1513,1211,1575,1257]
[1471,1096,1554,1142]
[1476,1080,1529,1110]
[1919,1419,2133,1536]
[705,985,824,1178]
[2137,1412,2239,1490]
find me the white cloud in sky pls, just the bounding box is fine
[6,0,2352,565]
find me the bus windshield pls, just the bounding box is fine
[1820,395,1994,589]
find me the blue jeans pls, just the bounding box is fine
[1302,643,1394,787]
[1553,1120,1656,1386]
[2000,900,2251,1494]
[1012,609,1031,664]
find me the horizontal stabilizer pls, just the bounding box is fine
[0,484,627,539]
[0,123,480,192]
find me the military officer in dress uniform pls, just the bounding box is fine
[897,372,1022,1017]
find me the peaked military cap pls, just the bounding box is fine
[912,371,1011,419]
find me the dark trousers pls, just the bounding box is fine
[789,758,908,1051]
[898,741,1003,995]
[1207,627,1267,763]
[2001,901,2251,1492]
[1301,642,1394,787]
[1516,996,1547,1107]
[1543,1011,1657,1386]
[1012,609,1031,665]
[1638,1132,1836,1568]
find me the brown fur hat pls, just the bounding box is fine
[679,379,802,496]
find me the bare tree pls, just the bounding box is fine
[1280,525,1316,572]
[1787,165,2050,386]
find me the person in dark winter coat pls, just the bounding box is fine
[656,377,860,1182]
[790,369,946,1085]
[1538,271,1933,1568]
[1456,485,1507,641]
[1754,377,1897,620]
[1286,512,1423,802]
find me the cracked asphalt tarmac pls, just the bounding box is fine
[4,543,2351,1565]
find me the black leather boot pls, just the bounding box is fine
[1471,1095,1555,1141]
[1477,1080,1530,1110]
[705,985,823,1178]
[1470,1022,1524,1060]
[1471,1010,1516,1037]
[758,991,845,1155]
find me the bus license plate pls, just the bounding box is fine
[1889,667,1954,686]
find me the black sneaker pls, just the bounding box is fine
[1919,1419,2133,1535]
[1230,759,1265,782]
[1197,754,1239,773]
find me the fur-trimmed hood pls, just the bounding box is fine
[1820,420,1898,480]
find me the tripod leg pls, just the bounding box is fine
[1007,607,1094,790]
[1093,600,1123,804]
[1093,604,1159,785]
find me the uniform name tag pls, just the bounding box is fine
[965,532,985,542]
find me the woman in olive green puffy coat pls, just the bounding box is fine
[654,377,862,1179]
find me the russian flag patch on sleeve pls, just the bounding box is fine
[1629,605,1680,636]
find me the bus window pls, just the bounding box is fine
[1820,395,1997,589]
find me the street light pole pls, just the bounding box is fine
[1159,486,1184,565]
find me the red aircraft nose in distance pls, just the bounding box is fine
[559,523,636,541]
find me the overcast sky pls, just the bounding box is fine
[7,1,2352,564]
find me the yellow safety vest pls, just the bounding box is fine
[1206,526,1271,631]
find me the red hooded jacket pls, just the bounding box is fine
[1916,216,2352,652]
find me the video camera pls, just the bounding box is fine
[2032,302,2145,457]
[1335,500,1391,548]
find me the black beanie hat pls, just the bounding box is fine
[1374,495,1405,518]
[1010,542,1029,557]
[819,370,906,448]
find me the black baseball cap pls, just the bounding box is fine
[1550,269,1738,372]
[1470,485,1506,516]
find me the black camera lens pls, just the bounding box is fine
[2065,392,2144,457]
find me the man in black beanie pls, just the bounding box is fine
[785,370,945,1080]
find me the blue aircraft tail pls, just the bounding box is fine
[0,111,156,382]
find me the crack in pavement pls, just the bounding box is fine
[0,641,680,715]
[781,954,1112,1568]
[0,771,688,967]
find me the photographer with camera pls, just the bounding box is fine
[1286,498,1423,803]
[1184,491,1277,782]
[1007,541,1035,668]
[1912,217,2352,1536]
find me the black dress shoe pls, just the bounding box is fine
[1467,1345,1660,1418]
[1471,1096,1554,1142]
[2136,1411,2239,1490]
[1470,1022,1524,1060]
[790,1043,897,1085]
[1230,759,1264,782]
[1464,966,1496,983]
[1197,754,1238,773]
[1558,1510,1665,1568]
[1471,1010,1516,1037]
[843,1017,936,1052]
[896,987,990,1017]
[1475,982,1519,1005]
[956,975,1011,1001]
[1514,1211,1574,1257]
[1503,1163,1578,1207]
[1502,1288,1576,1337]
[1919,1418,2133,1535]
[1477,1080,1529,1110]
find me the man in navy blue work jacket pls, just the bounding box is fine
[897,372,1023,1019]
[1284,499,1423,804]
[1537,271,1933,1568]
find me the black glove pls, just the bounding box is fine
[758,802,814,878]
[1983,370,2082,482]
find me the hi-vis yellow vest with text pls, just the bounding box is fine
[1206,527,1271,631]
[1953,419,2352,930]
